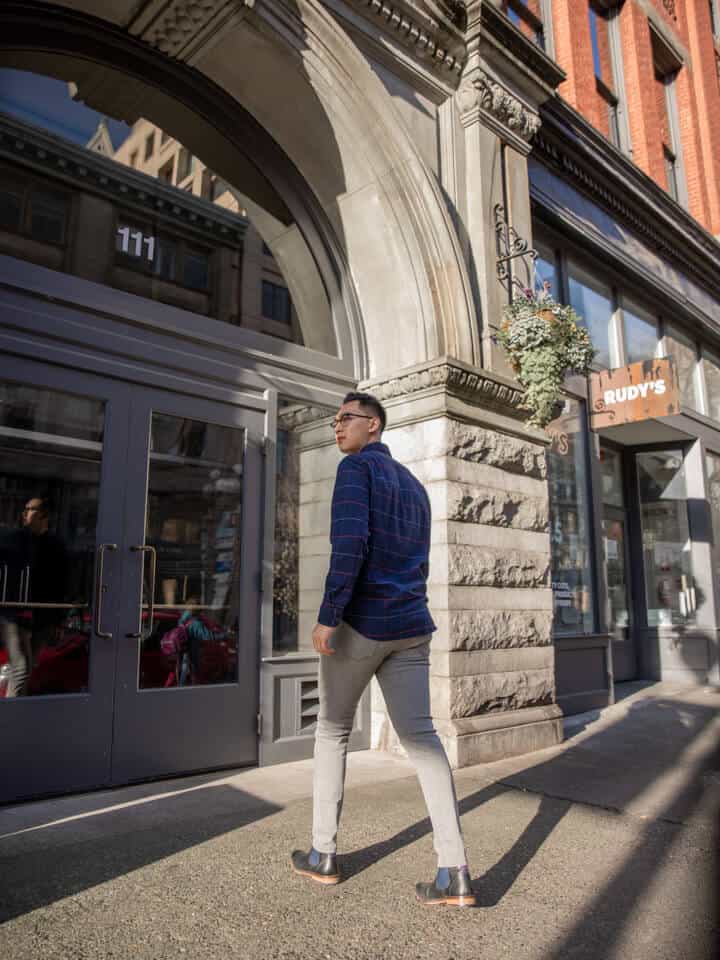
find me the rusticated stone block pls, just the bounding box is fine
[448,544,549,588]
[449,610,553,650]
[449,669,555,718]
[447,483,548,531]
[446,420,546,479]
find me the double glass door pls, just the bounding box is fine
[0,357,263,803]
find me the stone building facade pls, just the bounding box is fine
[0,0,718,802]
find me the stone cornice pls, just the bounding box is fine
[533,99,720,301]
[457,69,541,146]
[361,357,529,421]
[348,0,466,75]
[0,112,247,246]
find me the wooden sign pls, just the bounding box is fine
[589,357,680,430]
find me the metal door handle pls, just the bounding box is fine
[1,564,6,603]
[127,545,157,639]
[18,565,30,603]
[94,544,117,639]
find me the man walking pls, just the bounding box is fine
[291,392,474,907]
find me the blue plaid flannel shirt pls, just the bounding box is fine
[317,442,436,640]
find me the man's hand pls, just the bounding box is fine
[312,623,336,656]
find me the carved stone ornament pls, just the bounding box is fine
[137,0,254,59]
[457,71,541,141]
[363,359,528,421]
[354,0,465,75]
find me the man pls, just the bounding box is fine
[2,498,67,696]
[291,392,474,907]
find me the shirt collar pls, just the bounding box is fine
[362,441,391,456]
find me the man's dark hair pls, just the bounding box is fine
[343,392,387,433]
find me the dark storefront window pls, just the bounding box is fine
[637,450,696,627]
[547,398,595,635]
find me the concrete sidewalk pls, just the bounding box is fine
[1,683,718,960]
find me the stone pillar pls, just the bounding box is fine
[451,1,565,374]
[362,357,563,766]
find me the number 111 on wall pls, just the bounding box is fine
[117,226,156,262]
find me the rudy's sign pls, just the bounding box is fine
[589,357,680,430]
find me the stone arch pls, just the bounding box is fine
[0,0,479,378]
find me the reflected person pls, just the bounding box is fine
[2,499,68,697]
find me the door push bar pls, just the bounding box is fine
[94,543,117,639]
[126,545,157,639]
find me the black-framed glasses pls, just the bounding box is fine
[330,413,374,430]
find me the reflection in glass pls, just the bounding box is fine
[623,306,658,365]
[138,414,245,689]
[0,383,104,698]
[706,453,720,583]
[0,71,337,352]
[546,398,595,635]
[533,243,557,299]
[599,445,624,508]
[272,402,337,655]
[637,450,695,626]
[702,353,720,423]
[603,513,628,630]
[663,326,699,410]
[568,262,612,369]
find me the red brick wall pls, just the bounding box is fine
[550,0,720,234]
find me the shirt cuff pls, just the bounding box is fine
[317,600,342,628]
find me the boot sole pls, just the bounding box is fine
[417,895,477,907]
[291,862,342,885]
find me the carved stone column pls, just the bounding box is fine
[451,1,565,374]
[362,357,563,766]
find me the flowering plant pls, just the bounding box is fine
[496,286,595,428]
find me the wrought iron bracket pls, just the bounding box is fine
[494,203,538,299]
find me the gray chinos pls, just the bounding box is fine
[312,621,467,868]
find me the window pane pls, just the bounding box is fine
[547,398,595,635]
[30,189,66,244]
[663,326,699,410]
[156,236,177,282]
[703,353,720,423]
[0,187,23,232]
[272,402,337,655]
[623,305,658,365]
[706,452,720,583]
[534,243,557,299]
[599,445,624,507]
[183,247,209,291]
[568,262,612,368]
[637,450,695,626]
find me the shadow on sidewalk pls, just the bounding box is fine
[343,691,719,943]
[0,784,282,924]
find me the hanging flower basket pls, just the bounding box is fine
[496,289,595,428]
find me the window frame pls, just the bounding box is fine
[0,165,69,249]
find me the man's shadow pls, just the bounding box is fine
[340,780,570,906]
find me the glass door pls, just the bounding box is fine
[599,445,636,682]
[0,359,132,803]
[110,390,264,784]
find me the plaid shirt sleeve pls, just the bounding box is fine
[317,455,370,628]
